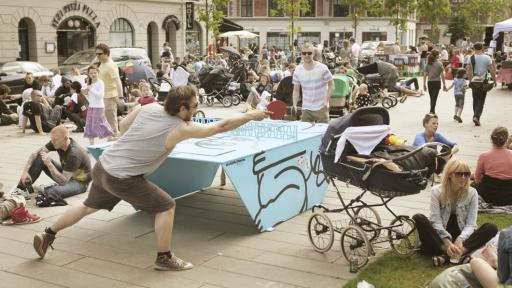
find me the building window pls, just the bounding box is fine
[333,0,349,17]
[300,0,316,17]
[241,0,253,17]
[362,32,387,42]
[267,32,289,52]
[268,0,283,17]
[109,18,134,47]
[297,32,321,46]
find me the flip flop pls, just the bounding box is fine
[458,254,472,265]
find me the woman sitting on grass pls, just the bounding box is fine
[473,126,512,206]
[413,159,498,267]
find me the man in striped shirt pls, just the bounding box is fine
[292,42,334,123]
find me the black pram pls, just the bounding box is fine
[307,107,450,269]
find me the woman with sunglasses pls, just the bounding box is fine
[413,159,498,267]
[474,127,512,206]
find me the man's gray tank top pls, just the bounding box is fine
[100,104,183,178]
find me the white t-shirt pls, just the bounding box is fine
[87,80,105,108]
[351,43,361,59]
[292,62,333,111]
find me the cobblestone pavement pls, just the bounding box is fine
[0,84,510,287]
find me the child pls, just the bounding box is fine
[446,69,468,123]
[137,82,156,106]
[83,65,113,144]
[355,83,372,109]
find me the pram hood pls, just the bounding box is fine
[320,107,389,155]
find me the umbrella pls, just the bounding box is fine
[219,46,241,57]
[220,30,259,39]
[117,61,156,83]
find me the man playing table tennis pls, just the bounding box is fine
[33,85,271,271]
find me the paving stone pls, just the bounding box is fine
[0,271,62,288]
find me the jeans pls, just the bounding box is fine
[68,112,86,129]
[403,78,419,90]
[471,86,488,120]
[428,81,442,113]
[17,154,88,198]
[351,59,359,69]
[498,227,512,285]
[412,213,498,256]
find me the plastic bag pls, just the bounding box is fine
[357,280,375,288]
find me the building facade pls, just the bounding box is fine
[0,0,206,68]
[225,0,417,52]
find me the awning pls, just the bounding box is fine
[219,18,243,33]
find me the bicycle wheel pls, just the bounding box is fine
[222,96,233,107]
[353,206,381,242]
[381,97,394,109]
[389,95,398,106]
[388,216,419,257]
[307,213,334,253]
[341,225,370,269]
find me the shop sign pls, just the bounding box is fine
[186,2,194,31]
[51,2,100,28]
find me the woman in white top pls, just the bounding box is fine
[83,65,113,144]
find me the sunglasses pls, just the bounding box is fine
[453,172,471,178]
[301,52,313,56]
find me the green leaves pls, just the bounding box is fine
[197,0,230,39]
[417,0,451,42]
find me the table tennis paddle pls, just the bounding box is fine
[266,100,287,120]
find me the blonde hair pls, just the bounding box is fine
[302,42,313,50]
[440,158,471,203]
[359,84,368,94]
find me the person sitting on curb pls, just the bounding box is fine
[0,84,18,126]
[32,85,271,271]
[413,159,498,267]
[22,90,62,135]
[16,125,91,201]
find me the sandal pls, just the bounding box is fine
[1,207,41,226]
[432,254,449,267]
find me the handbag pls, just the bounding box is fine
[469,55,494,92]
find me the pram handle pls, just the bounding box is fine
[361,142,451,181]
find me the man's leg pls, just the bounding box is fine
[476,90,488,121]
[17,155,61,189]
[33,203,98,258]
[104,98,119,136]
[67,112,85,131]
[155,208,175,253]
[45,180,88,199]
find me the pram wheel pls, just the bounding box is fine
[222,96,233,107]
[352,206,382,241]
[388,216,419,257]
[341,225,370,268]
[307,213,334,252]
[231,94,241,106]
[193,110,205,118]
[206,96,214,106]
[381,97,395,109]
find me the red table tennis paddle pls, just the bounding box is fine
[266,100,287,120]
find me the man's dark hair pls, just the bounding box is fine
[164,85,197,116]
[95,43,110,56]
[491,126,509,147]
[473,42,483,51]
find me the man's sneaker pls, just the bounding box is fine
[33,232,55,259]
[154,253,194,271]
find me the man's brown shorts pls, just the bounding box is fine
[84,161,175,213]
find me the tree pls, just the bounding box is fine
[446,14,472,43]
[417,0,451,43]
[341,0,374,40]
[459,0,506,39]
[270,0,311,58]
[197,0,230,50]
[384,0,418,41]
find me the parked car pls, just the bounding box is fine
[58,47,152,75]
[359,41,394,62]
[0,61,53,94]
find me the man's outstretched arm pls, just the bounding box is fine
[165,110,271,150]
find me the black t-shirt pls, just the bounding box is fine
[0,100,13,115]
[23,80,41,91]
[22,101,53,132]
[45,138,91,183]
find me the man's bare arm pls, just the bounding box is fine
[34,115,45,135]
[46,163,73,185]
[119,105,142,135]
[325,79,334,106]
[20,146,50,181]
[165,110,271,150]
[292,84,300,111]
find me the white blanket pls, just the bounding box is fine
[334,125,390,163]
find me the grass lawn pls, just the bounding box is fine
[343,214,512,288]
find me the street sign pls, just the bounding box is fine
[186,2,194,30]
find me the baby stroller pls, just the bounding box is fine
[308,107,451,269]
[197,66,241,107]
[357,62,399,109]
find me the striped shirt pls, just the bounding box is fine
[293,62,333,111]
